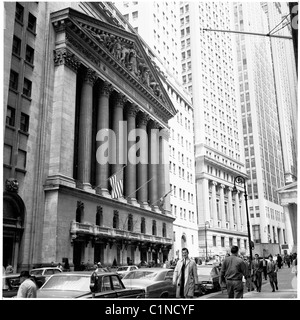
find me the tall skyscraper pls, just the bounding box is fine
[180,2,249,258]
[232,2,297,254]
[114,1,199,258]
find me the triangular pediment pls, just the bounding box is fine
[51,8,177,121]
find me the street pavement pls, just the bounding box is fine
[197,265,298,299]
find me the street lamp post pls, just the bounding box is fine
[233,176,253,262]
[204,221,210,264]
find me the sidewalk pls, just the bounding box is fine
[244,265,298,299]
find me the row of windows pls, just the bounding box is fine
[170,184,194,203]
[12,35,35,65]
[169,148,193,168]
[16,2,37,33]
[4,144,27,170]
[171,205,195,223]
[76,206,167,237]
[209,235,247,249]
[9,70,32,98]
[6,106,29,132]
[169,162,194,183]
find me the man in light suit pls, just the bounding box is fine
[172,248,198,298]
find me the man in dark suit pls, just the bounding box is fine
[252,253,263,292]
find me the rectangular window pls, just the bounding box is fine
[12,36,21,56]
[20,113,29,132]
[6,106,15,127]
[213,236,217,247]
[23,78,32,97]
[15,2,24,23]
[25,45,34,64]
[17,149,27,170]
[221,237,225,247]
[9,70,19,91]
[28,13,37,33]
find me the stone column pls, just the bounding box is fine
[211,181,218,227]
[149,121,160,211]
[95,81,113,197]
[77,68,97,191]
[48,48,80,187]
[228,187,235,230]
[137,112,150,207]
[235,191,241,231]
[158,128,171,214]
[111,93,127,200]
[220,184,226,228]
[126,104,139,205]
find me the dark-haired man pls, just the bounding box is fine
[220,245,247,298]
[16,270,37,298]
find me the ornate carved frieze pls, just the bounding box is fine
[53,48,81,72]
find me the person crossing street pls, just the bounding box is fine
[267,255,279,292]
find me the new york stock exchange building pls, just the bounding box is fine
[3,2,177,271]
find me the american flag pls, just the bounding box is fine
[109,170,124,199]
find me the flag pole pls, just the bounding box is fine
[127,177,154,198]
[95,164,126,189]
[151,189,172,206]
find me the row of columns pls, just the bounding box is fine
[209,181,246,232]
[76,68,168,210]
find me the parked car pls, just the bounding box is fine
[197,265,221,294]
[37,271,145,299]
[121,267,176,298]
[2,272,45,298]
[2,273,21,298]
[30,267,62,287]
[116,265,138,278]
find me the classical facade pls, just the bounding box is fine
[3,2,176,271]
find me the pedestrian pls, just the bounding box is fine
[219,245,247,298]
[285,254,291,268]
[262,256,268,280]
[252,254,263,292]
[277,254,283,269]
[16,270,37,298]
[172,247,198,298]
[291,253,297,276]
[244,256,254,292]
[267,255,279,292]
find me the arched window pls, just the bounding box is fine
[141,217,145,234]
[76,201,84,223]
[96,206,103,226]
[162,223,166,238]
[113,210,119,229]
[152,220,157,236]
[128,214,133,231]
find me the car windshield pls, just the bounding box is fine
[117,267,128,271]
[123,271,156,280]
[30,270,43,275]
[197,267,213,276]
[41,275,90,291]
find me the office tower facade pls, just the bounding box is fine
[114,2,199,258]
[232,2,296,255]
[3,2,177,271]
[180,2,249,258]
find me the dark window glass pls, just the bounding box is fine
[9,70,19,90]
[12,36,21,56]
[6,106,15,126]
[23,78,32,97]
[20,113,29,132]
[28,13,36,32]
[15,3,24,22]
[25,45,34,64]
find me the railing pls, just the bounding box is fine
[70,221,172,244]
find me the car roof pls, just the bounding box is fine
[31,267,60,271]
[127,268,172,272]
[48,271,118,277]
